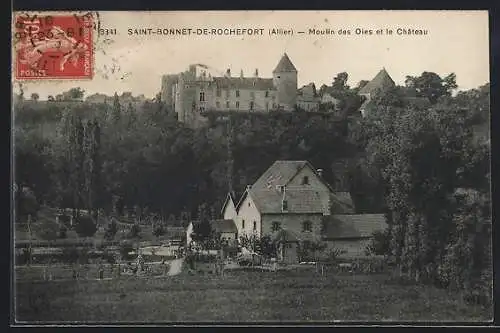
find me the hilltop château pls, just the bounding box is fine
[160,54,324,127]
[160,54,401,127]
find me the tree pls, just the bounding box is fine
[404,72,457,104]
[332,72,349,91]
[74,215,97,238]
[32,218,60,241]
[112,92,121,122]
[63,87,85,101]
[191,204,213,251]
[47,95,55,102]
[356,90,490,286]
[365,230,391,256]
[127,223,141,240]
[30,93,39,102]
[152,222,165,238]
[104,218,118,240]
[16,186,39,220]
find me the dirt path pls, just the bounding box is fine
[167,258,184,276]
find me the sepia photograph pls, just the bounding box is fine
[11,10,492,323]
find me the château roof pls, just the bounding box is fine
[213,77,275,90]
[273,53,297,73]
[358,68,395,94]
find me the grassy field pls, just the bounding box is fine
[14,269,491,323]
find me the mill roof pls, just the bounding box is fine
[252,160,311,190]
[213,77,275,90]
[322,214,387,240]
[358,68,396,94]
[248,187,327,214]
[273,53,297,73]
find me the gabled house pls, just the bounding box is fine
[222,160,361,262]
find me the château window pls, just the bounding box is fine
[236,101,240,109]
[265,91,269,98]
[236,90,240,97]
[226,101,230,108]
[302,221,312,232]
[250,91,255,99]
[272,221,281,232]
[216,101,220,108]
[250,101,254,110]
[253,221,257,230]
[242,220,245,229]
[282,200,288,211]
[302,176,309,185]
[199,91,205,102]
[226,90,230,98]
[266,102,269,111]
[216,87,221,97]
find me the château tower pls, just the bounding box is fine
[272,53,298,111]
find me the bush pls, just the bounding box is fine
[75,215,97,238]
[365,230,391,256]
[58,225,67,239]
[119,242,135,261]
[61,247,81,264]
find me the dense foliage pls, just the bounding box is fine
[14,74,491,296]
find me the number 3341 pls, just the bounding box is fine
[99,28,117,36]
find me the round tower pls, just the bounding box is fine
[272,53,298,111]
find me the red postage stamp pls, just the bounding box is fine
[14,13,94,79]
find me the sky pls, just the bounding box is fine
[12,10,489,100]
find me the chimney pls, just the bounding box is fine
[317,169,324,177]
[281,186,288,211]
[240,69,244,78]
[226,68,231,77]
[254,68,259,77]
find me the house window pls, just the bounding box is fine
[272,221,281,232]
[199,91,205,102]
[265,90,269,98]
[236,101,240,109]
[253,221,257,230]
[250,101,254,110]
[216,87,221,97]
[282,200,288,211]
[302,176,309,185]
[242,220,245,229]
[248,202,251,207]
[216,101,220,108]
[226,101,230,108]
[302,221,312,232]
[236,90,240,97]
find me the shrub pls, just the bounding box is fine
[75,215,97,238]
[365,230,391,256]
[61,247,80,264]
[119,242,135,260]
[58,225,67,239]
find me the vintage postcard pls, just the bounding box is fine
[12,10,491,324]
